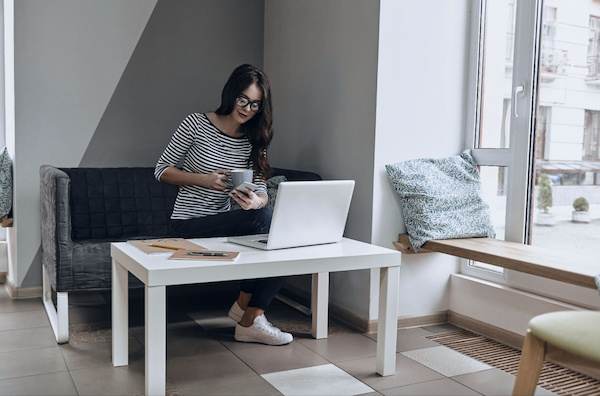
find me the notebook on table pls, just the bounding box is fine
[227,180,355,250]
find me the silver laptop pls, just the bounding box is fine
[227,180,355,250]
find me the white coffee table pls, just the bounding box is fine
[111,237,401,395]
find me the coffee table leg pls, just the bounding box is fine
[311,272,329,339]
[145,285,166,396]
[377,266,399,376]
[112,259,129,367]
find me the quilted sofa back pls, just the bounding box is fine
[62,167,179,241]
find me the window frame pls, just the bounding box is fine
[465,0,542,244]
[462,0,600,310]
[461,0,542,280]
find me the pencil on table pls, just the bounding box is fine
[149,244,185,250]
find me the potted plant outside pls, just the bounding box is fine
[535,173,555,226]
[572,196,590,223]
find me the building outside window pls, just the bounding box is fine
[466,0,600,288]
[588,15,600,79]
[584,110,599,161]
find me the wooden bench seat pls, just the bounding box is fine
[394,234,598,290]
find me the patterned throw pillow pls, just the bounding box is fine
[0,148,12,218]
[266,175,287,210]
[385,149,495,252]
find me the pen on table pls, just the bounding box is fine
[187,251,228,257]
[149,244,185,250]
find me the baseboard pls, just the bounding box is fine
[447,311,524,350]
[4,280,42,299]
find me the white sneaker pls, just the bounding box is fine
[228,301,244,323]
[234,314,293,345]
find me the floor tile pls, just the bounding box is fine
[188,308,238,331]
[165,322,230,358]
[0,371,78,396]
[380,378,482,395]
[367,327,441,352]
[232,340,329,374]
[0,294,43,314]
[188,320,257,352]
[60,337,144,371]
[298,332,377,362]
[262,363,374,396]
[69,361,156,396]
[396,327,441,351]
[452,367,557,396]
[176,374,282,396]
[0,283,568,396]
[336,354,445,391]
[0,310,50,332]
[165,350,257,388]
[0,346,67,380]
[401,346,492,377]
[0,326,57,353]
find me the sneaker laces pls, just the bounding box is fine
[255,315,282,333]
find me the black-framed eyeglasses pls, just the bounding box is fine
[235,95,262,113]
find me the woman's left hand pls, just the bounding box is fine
[230,189,265,210]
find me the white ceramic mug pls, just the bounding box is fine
[229,169,253,189]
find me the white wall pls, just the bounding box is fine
[450,274,589,335]
[371,0,471,320]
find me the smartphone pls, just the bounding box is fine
[235,181,258,192]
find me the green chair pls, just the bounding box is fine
[512,311,600,396]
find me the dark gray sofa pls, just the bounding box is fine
[40,165,321,343]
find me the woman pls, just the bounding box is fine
[155,64,292,346]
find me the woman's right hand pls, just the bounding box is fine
[204,169,230,191]
[159,167,230,190]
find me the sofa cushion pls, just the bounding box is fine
[62,168,179,241]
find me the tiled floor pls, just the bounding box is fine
[0,282,555,396]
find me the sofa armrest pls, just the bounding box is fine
[40,165,73,291]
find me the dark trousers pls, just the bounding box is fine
[169,208,287,311]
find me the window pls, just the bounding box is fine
[536,106,550,161]
[465,0,600,294]
[583,110,600,162]
[588,16,600,79]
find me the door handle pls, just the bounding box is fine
[513,85,524,117]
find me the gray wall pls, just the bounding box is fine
[264,0,381,318]
[80,0,265,167]
[9,0,264,288]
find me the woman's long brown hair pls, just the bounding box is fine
[215,64,274,180]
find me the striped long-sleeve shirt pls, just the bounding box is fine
[155,113,267,220]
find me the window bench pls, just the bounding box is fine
[393,234,598,290]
